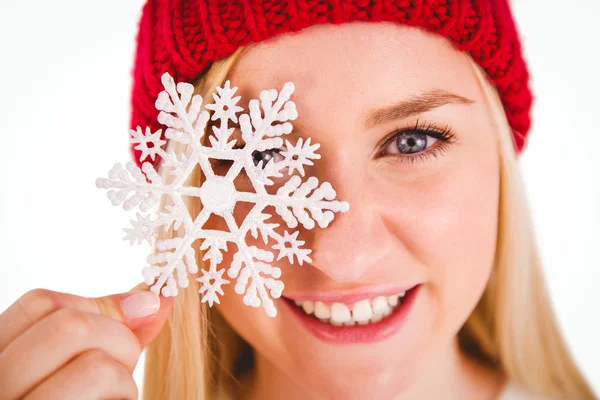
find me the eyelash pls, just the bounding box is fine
[212,119,457,174]
[374,119,457,164]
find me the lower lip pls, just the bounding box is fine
[282,285,420,344]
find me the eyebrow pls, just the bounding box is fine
[227,89,473,138]
[362,90,474,130]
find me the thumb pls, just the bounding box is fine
[91,282,174,348]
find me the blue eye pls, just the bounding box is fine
[377,120,457,163]
[387,131,437,155]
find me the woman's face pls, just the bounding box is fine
[211,22,500,399]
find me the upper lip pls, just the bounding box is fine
[282,283,420,304]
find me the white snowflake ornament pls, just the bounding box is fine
[96,72,350,317]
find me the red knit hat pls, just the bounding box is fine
[130,0,532,167]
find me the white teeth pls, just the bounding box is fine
[372,296,390,316]
[302,301,315,315]
[330,303,351,324]
[314,301,331,319]
[352,299,373,323]
[293,290,409,326]
[387,295,399,307]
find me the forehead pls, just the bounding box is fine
[226,21,478,103]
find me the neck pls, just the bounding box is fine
[241,336,505,400]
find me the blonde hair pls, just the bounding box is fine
[141,45,596,400]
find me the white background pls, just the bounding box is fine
[0,0,598,395]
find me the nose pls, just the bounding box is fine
[300,170,395,283]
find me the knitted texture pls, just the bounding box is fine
[130,0,532,167]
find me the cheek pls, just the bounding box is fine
[433,163,499,333]
[381,151,499,336]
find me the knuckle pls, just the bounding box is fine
[17,288,58,321]
[48,309,141,372]
[78,349,117,378]
[78,350,138,399]
[50,307,94,340]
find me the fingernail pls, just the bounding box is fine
[121,291,160,319]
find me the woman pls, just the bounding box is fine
[0,1,595,399]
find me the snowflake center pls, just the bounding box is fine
[199,176,237,214]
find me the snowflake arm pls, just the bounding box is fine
[197,267,229,305]
[271,230,312,266]
[197,237,230,306]
[95,162,165,211]
[130,126,167,162]
[280,137,321,176]
[155,73,209,149]
[274,176,349,229]
[228,246,283,318]
[123,213,156,245]
[205,81,244,151]
[142,236,198,296]
[246,211,280,244]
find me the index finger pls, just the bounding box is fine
[0,284,160,353]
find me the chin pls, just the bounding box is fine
[277,315,435,400]
[295,357,424,400]
[219,282,443,399]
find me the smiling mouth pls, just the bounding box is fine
[281,285,420,343]
[291,290,408,326]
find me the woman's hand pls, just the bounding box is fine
[0,283,173,400]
